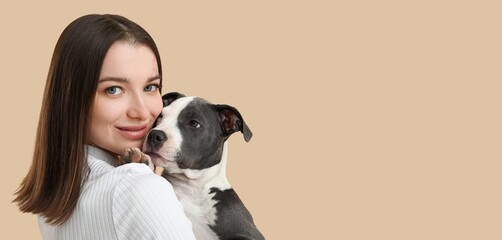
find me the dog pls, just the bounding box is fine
[121,92,264,240]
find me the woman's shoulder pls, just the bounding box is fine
[111,165,195,239]
[114,163,173,191]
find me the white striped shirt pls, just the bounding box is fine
[38,145,195,240]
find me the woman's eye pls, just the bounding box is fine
[145,84,160,92]
[188,120,202,128]
[106,86,123,96]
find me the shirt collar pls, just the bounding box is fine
[85,145,118,167]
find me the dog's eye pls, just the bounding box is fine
[188,120,202,128]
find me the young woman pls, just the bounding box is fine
[13,14,195,239]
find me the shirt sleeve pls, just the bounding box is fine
[112,164,195,240]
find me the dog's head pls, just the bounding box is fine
[143,92,252,178]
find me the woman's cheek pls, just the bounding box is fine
[146,95,163,127]
[151,95,163,117]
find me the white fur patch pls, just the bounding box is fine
[167,178,219,240]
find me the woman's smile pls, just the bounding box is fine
[116,124,148,139]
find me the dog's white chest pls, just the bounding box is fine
[173,183,219,239]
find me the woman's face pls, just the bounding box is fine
[88,41,163,156]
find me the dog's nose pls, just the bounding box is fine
[147,130,167,148]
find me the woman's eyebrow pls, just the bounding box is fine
[98,75,161,83]
[98,77,128,83]
[147,75,161,82]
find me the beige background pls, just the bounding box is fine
[1,1,501,239]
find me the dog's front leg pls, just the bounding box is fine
[118,147,155,171]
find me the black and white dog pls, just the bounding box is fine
[125,92,264,240]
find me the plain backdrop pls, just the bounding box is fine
[1,1,501,239]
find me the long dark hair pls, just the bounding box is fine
[13,14,162,225]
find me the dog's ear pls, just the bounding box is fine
[162,92,185,107]
[215,104,252,142]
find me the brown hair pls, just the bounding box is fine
[13,14,162,225]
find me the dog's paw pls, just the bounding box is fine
[118,147,155,171]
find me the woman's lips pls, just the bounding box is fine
[116,125,148,139]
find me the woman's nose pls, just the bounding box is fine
[127,93,149,120]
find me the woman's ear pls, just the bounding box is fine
[162,92,186,107]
